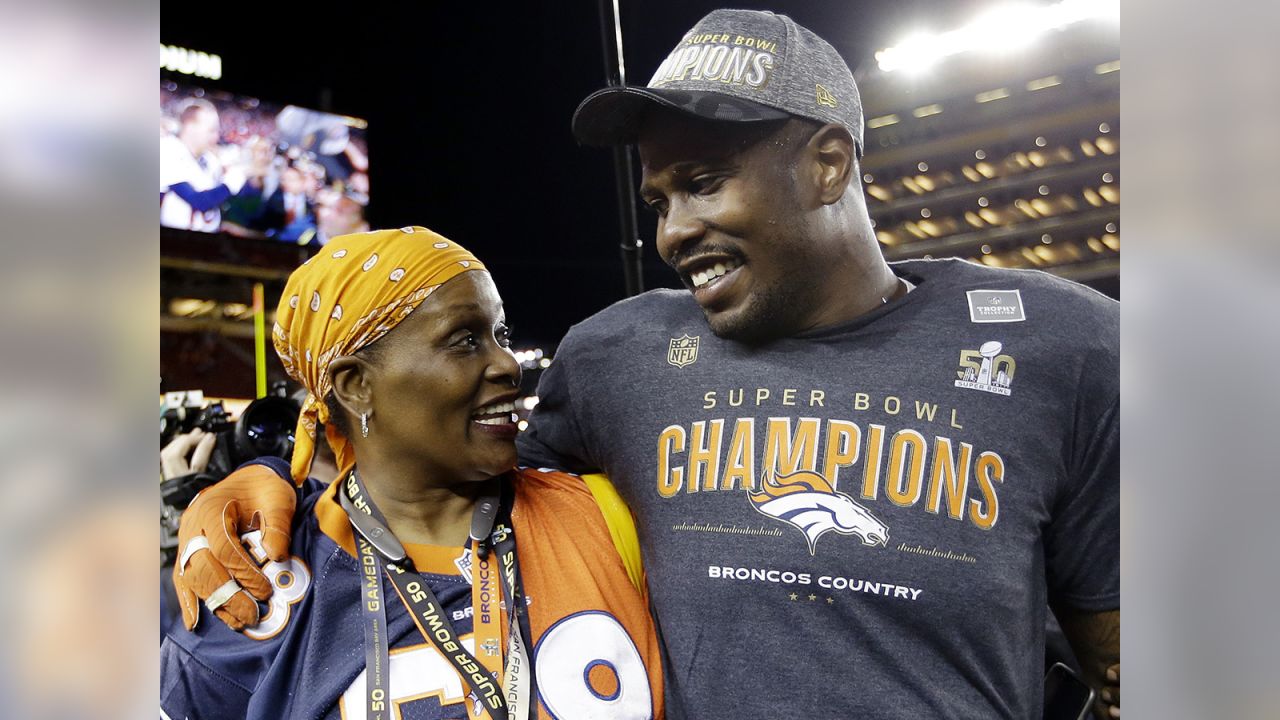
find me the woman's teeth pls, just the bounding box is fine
[473,401,516,425]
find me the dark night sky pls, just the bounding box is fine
[162,0,991,351]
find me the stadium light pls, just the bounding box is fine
[875,0,1119,73]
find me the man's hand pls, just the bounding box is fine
[160,428,216,480]
[1056,607,1120,719]
[1100,664,1119,717]
[172,463,297,631]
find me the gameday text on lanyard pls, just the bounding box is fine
[339,470,534,720]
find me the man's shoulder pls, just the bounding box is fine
[160,134,185,155]
[561,288,699,345]
[898,258,1118,324]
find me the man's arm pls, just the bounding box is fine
[1055,606,1119,718]
[171,459,298,630]
[515,329,600,473]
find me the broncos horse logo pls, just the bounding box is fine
[749,469,889,555]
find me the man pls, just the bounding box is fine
[260,166,318,243]
[173,10,1119,718]
[314,188,368,245]
[160,99,257,232]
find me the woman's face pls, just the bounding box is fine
[365,271,521,485]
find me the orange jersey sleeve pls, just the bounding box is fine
[510,467,664,719]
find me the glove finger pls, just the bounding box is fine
[259,525,293,563]
[183,549,262,629]
[252,479,297,562]
[205,500,273,599]
[213,591,259,631]
[173,562,200,632]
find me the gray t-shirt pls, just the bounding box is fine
[518,258,1119,719]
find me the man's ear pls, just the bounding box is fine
[328,355,374,423]
[807,124,857,205]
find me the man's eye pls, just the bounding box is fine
[642,197,668,216]
[496,325,513,348]
[691,175,725,195]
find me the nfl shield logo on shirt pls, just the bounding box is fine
[667,335,700,368]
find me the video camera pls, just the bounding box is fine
[160,382,300,566]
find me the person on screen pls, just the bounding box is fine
[315,189,368,245]
[160,99,262,232]
[261,166,317,244]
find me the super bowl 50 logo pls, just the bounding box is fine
[954,341,1015,396]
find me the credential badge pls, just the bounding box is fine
[667,334,700,368]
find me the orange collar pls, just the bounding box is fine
[313,478,470,575]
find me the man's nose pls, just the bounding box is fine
[656,198,706,263]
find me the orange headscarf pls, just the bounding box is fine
[272,226,486,485]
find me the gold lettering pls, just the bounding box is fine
[703,391,716,409]
[969,451,1004,530]
[884,396,901,415]
[926,437,972,519]
[821,419,860,486]
[861,424,886,499]
[854,392,870,411]
[688,420,724,492]
[886,429,927,507]
[914,401,938,422]
[950,409,964,429]
[782,388,797,406]
[657,425,686,497]
[810,390,825,407]
[763,417,820,475]
[755,388,770,406]
[722,418,756,491]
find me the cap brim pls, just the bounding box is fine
[571,86,792,147]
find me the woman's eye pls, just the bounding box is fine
[452,332,478,348]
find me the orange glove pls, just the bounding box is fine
[172,462,297,631]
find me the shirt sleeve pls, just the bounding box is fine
[159,136,190,191]
[516,329,601,474]
[1044,390,1120,611]
[166,182,233,212]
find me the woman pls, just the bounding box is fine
[161,227,663,719]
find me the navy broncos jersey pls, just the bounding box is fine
[161,461,664,719]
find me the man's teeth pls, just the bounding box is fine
[691,260,740,289]
[473,401,516,425]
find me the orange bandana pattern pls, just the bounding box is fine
[272,226,485,484]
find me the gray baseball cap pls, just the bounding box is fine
[572,9,864,156]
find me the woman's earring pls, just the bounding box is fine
[360,412,370,438]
